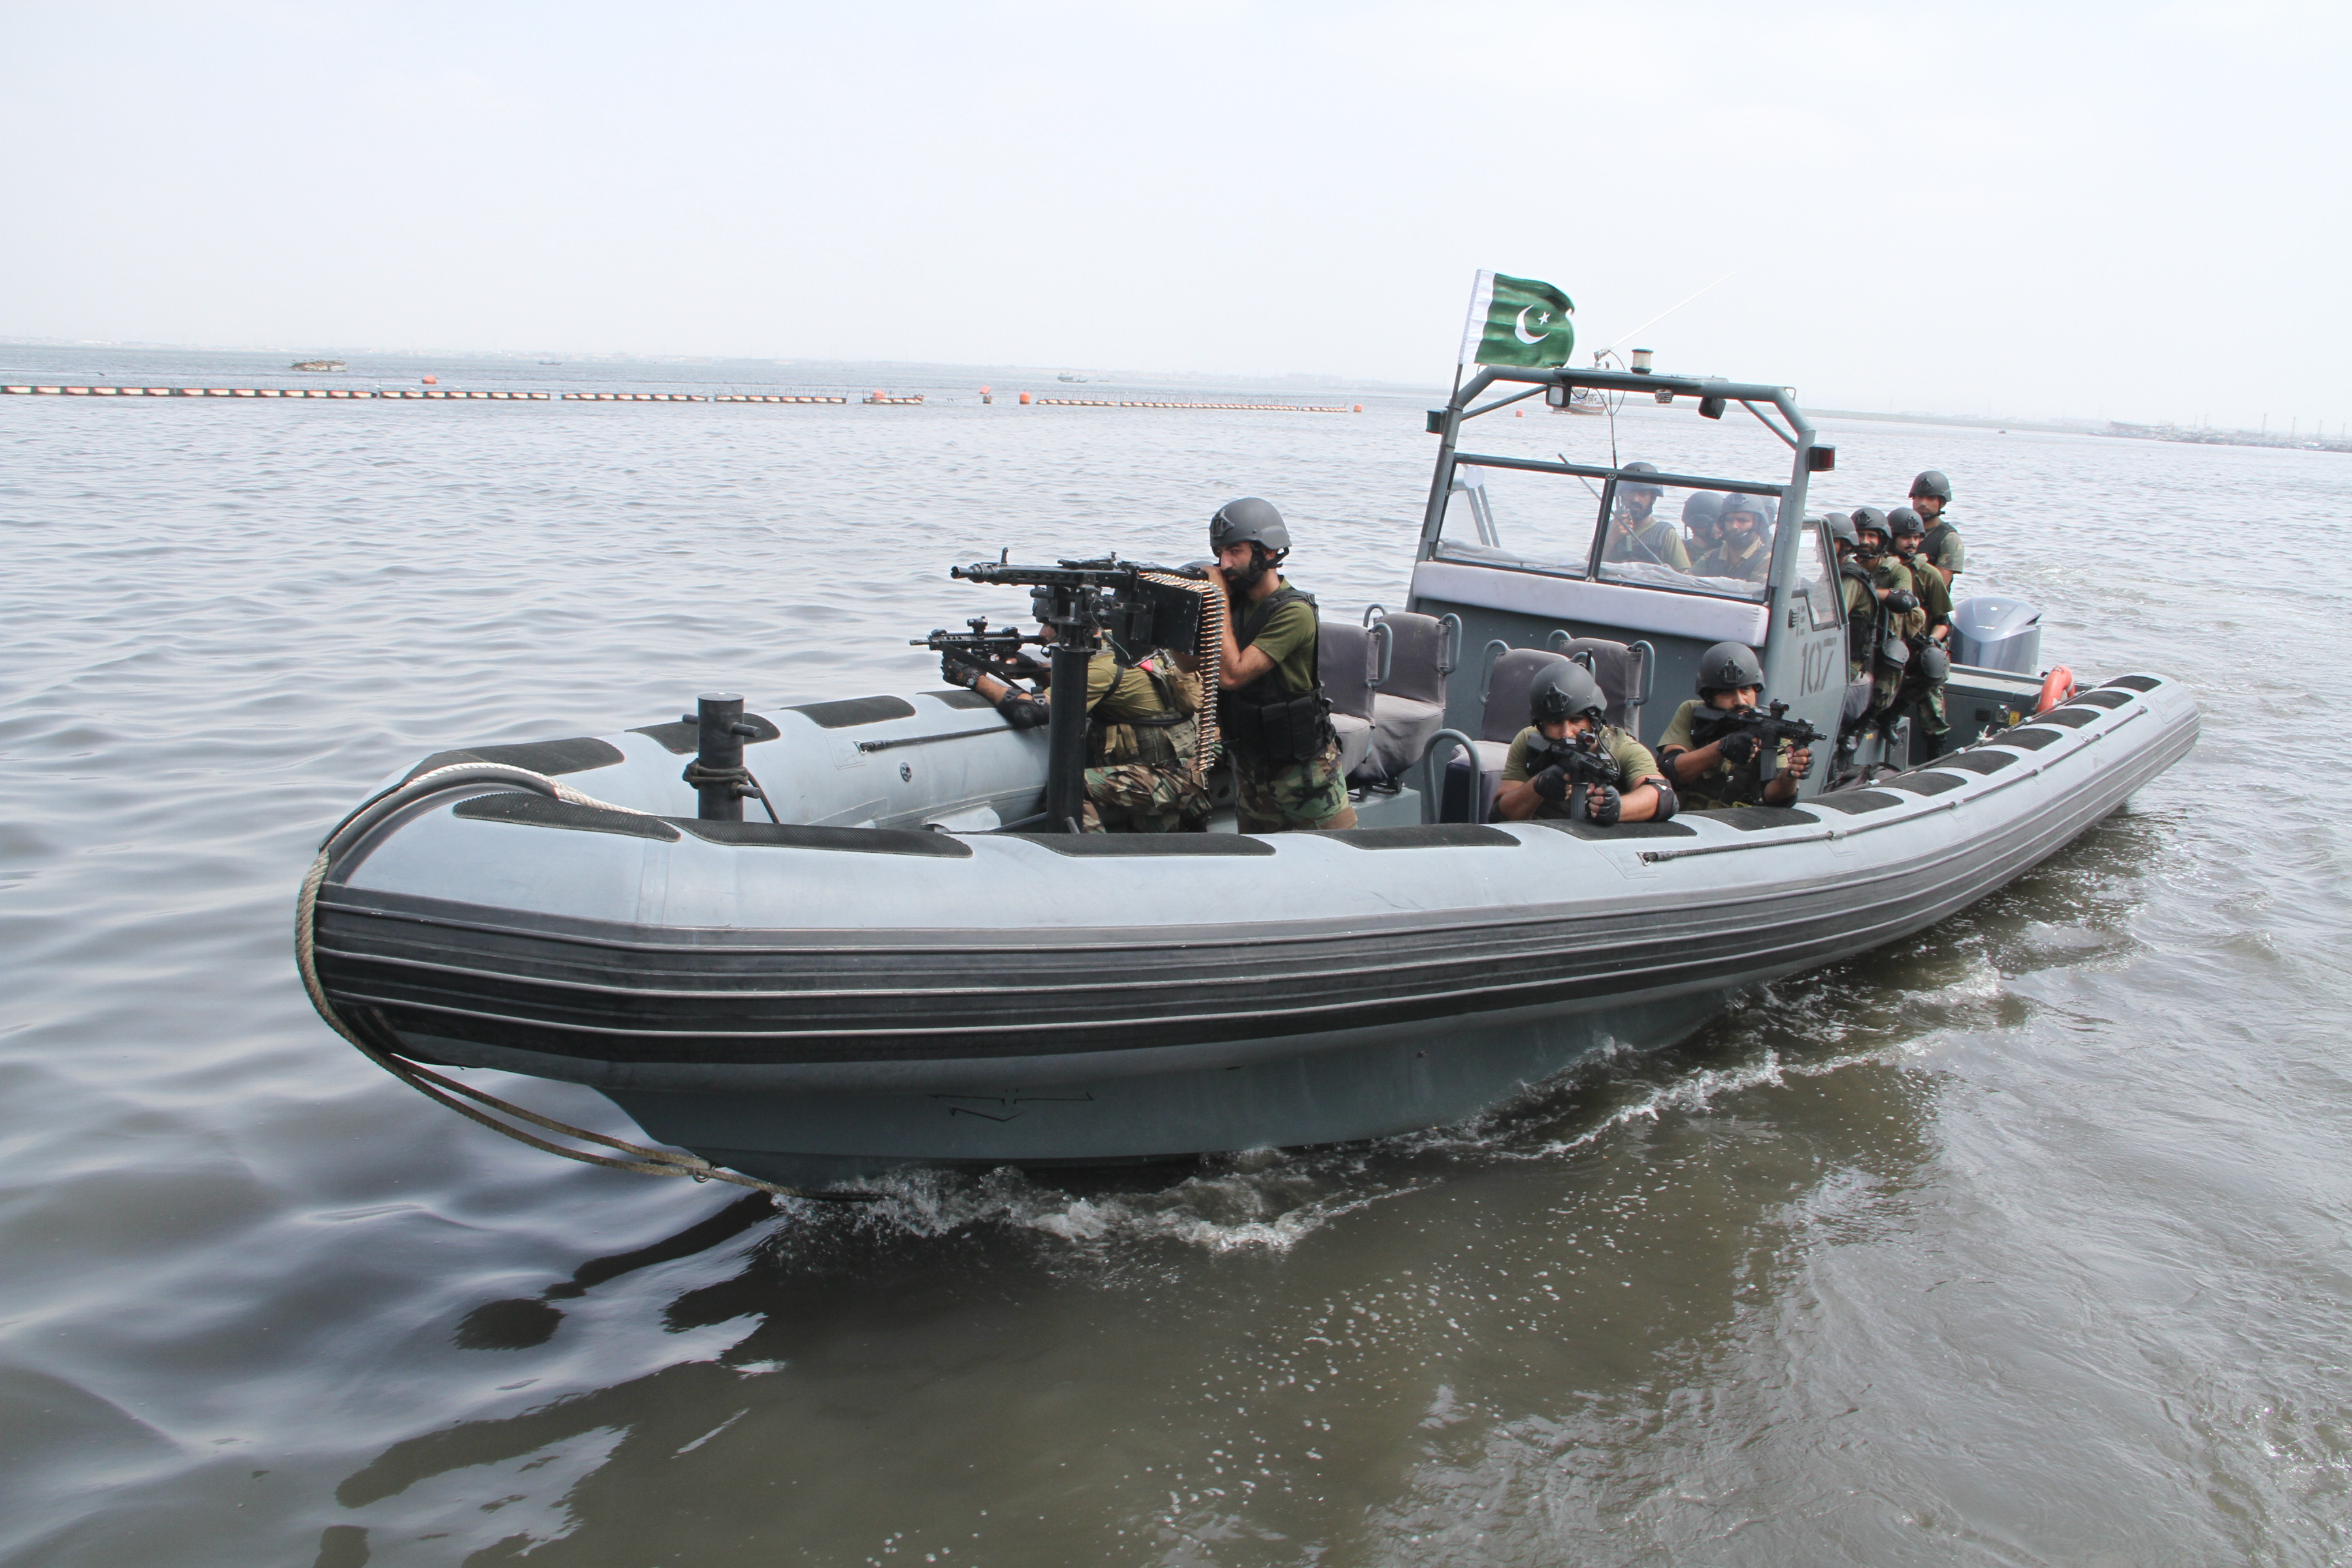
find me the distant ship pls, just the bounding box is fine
[1057,374,1088,383]
[539,360,563,366]
[290,359,345,372]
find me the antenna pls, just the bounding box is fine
[1595,272,1737,359]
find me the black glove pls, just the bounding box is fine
[1885,589,1919,613]
[1717,730,1760,765]
[1007,649,1050,682]
[1586,783,1623,825]
[940,654,981,689]
[1529,766,1569,803]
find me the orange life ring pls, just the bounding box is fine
[2035,666,2076,713]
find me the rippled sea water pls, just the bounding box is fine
[3,350,2347,1566]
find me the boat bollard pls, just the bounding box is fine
[685,692,759,821]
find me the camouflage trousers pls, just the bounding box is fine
[1889,680,1949,736]
[1081,763,1209,833]
[1232,740,1358,833]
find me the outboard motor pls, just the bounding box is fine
[1950,595,2043,674]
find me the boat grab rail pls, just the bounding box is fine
[1418,728,1481,825]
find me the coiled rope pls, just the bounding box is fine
[295,762,878,1203]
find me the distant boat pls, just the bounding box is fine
[290,359,345,372]
[539,360,563,366]
[1058,374,1088,383]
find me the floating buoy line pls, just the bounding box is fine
[1,384,1363,412]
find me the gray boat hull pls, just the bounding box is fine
[311,676,2195,1181]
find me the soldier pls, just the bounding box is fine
[1655,642,1814,810]
[1681,490,1724,562]
[1492,662,1676,825]
[1908,470,1963,587]
[1886,506,1953,751]
[1598,462,1692,571]
[947,644,1207,832]
[1831,511,1915,679]
[1887,507,1953,646]
[1696,492,1774,582]
[1851,508,1929,728]
[1201,497,1358,833]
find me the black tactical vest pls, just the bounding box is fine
[1217,585,1333,766]
[1840,562,1878,671]
[1921,521,1957,568]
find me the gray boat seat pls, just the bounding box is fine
[1366,611,1448,781]
[1318,621,1376,779]
[1553,636,1638,730]
[1439,647,1571,822]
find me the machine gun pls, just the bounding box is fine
[1522,728,1626,821]
[1689,700,1825,783]
[911,617,1049,689]
[947,553,1214,833]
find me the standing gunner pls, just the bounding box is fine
[1908,470,1964,587]
[947,645,1207,833]
[1656,642,1814,810]
[1202,497,1358,833]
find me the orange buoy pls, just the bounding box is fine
[422,375,438,385]
[1353,404,1362,412]
[2034,666,2076,714]
[1018,391,1032,405]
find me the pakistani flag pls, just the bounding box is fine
[1459,270,1575,368]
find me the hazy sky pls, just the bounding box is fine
[5,1,2345,428]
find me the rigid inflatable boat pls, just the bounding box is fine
[299,361,2198,1190]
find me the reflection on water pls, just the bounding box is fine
[3,355,2349,1566]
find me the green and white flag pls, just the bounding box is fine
[1459,270,1575,368]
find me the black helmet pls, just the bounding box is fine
[1916,643,1951,683]
[1618,461,1664,498]
[1529,660,1607,725]
[1695,640,1765,696]
[1682,491,1722,530]
[1827,512,1861,550]
[1910,470,1953,503]
[1850,506,1890,548]
[1718,492,1775,527]
[1209,497,1290,554]
[1887,505,1926,539]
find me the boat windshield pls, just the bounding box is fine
[1434,461,1788,604]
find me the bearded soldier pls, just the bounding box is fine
[1696,493,1774,582]
[1908,470,1964,587]
[1887,505,1954,751]
[1491,662,1675,826]
[1656,642,1814,810]
[1598,463,1692,572]
[1201,498,1357,833]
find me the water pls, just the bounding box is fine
[3,346,2347,1566]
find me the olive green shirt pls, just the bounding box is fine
[1083,651,1173,720]
[1236,578,1318,697]
[1500,724,1661,821]
[1656,698,1797,808]
[1899,546,1953,630]
[1924,519,1964,576]
[1699,531,1769,582]
[1601,515,1692,572]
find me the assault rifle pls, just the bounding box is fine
[1522,728,1626,821]
[1689,700,1825,783]
[911,617,1048,689]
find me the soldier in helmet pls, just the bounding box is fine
[1908,470,1963,587]
[1656,642,1814,809]
[1492,662,1676,825]
[1887,507,1953,647]
[1598,462,1692,572]
[1200,497,1358,832]
[1695,493,1774,582]
[1886,506,1953,751]
[1681,490,1724,562]
[945,644,1207,833]
[1851,508,1927,721]
[1829,511,1915,679]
